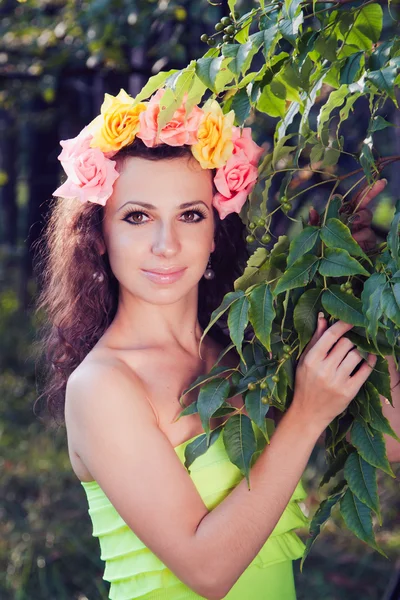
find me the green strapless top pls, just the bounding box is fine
[81,419,309,600]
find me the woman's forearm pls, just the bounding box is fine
[191,405,322,600]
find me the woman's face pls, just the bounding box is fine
[101,155,216,305]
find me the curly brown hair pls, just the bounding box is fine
[33,138,249,426]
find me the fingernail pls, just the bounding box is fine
[318,312,325,319]
[382,178,388,185]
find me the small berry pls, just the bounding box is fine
[222,34,231,43]
[200,34,209,42]
[346,288,353,295]
[256,216,265,227]
[221,16,232,26]
[283,352,290,360]
[248,382,257,391]
[248,221,256,230]
[261,396,269,404]
[215,22,224,31]
[344,281,352,289]
[282,203,291,213]
[283,345,291,353]
[261,233,271,244]
[207,38,216,46]
[246,234,255,244]
[225,24,236,35]
[340,284,346,292]
[260,380,268,390]
[272,374,280,383]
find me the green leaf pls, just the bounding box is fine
[320,445,355,487]
[222,40,257,78]
[300,492,344,572]
[319,248,370,278]
[365,382,400,442]
[245,388,270,438]
[287,227,320,268]
[228,295,250,364]
[234,247,270,291]
[321,285,367,327]
[369,115,395,133]
[223,414,257,488]
[381,285,400,327]
[344,453,380,521]
[178,365,236,403]
[359,135,378,184]
[228,0,237,14]
[195,56,224,93]
[183,427,222,470]
[368,356,393,406]
[344,4,383,51]
[249,25,279,60]
[350,421,395,477]
[273,255,320,296]
[339,489,386,555]
[248,283,276,353]
[366,65,399,100]
[200,291,245,345]
[197,378,231,439]
[279,4,304,46]
[134,69,178,102]
[339,52,364,84]
[365,284,385,346]
[320,218,371,264]
[387,199,400,265]
[257,81,287,118]
[293,288,322,356]
[231,87,251,125]
[317,85,348,138]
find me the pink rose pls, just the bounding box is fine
[231,127,264,165]
[53,127,119,205]
[137,89,203,147]
[213,148,259,220]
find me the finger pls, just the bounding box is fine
[307,319,355,360]
[352,228,377,251]
[348,353,378,395]
[352,178,387,211]
[309,207,320,226]
[337,347,365,378]
[324,336,355,366]
[299,312,328,362]
[348,208,373,231]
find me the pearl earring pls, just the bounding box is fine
[203,256,215,280]
[93,271,104,282]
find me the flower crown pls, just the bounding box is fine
[53,88,263,220]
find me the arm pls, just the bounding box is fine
[65,359,323,600]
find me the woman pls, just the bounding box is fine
[35,89,399,600]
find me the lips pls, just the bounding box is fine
[143,267,185,274]
[141,267,187,284]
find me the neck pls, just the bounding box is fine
[103,285,205,356]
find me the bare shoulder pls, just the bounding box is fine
[65,350,157,456]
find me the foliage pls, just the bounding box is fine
[138,0,400,564]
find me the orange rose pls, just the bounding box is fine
[191,100,234,169]
[87,89,146,154]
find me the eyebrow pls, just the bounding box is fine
[117,200,210,212]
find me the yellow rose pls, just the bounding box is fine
[87,89,147,153]
[191,100,234,169]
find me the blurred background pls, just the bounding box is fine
[0,0,399,598]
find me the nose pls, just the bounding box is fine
[151,220,181,258]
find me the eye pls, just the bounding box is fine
[122,210,149,225]
[181,209,207,223]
